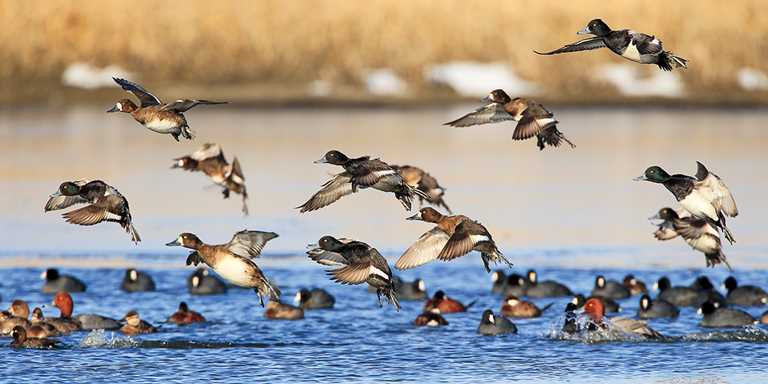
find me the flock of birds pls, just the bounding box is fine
[4,19,761,349]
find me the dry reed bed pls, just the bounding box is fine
[1,0,767,100]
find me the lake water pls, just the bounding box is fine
[1,105,767,382]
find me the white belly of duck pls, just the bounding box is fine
[212,257,256,287]
[680,191,719,221]
[621,41,643,63]
[686,234,720,254]
[144,119,180,134]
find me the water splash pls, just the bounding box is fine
[80,329,139,348]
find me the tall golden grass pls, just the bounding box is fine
[1,0,767,101]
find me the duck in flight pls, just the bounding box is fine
[651,207,731,270]
[535,19,688,71]
[107,77,227,141]
[445,90,574,151]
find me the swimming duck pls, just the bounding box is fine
[535,19,688,71]
[562,303,580,334]
[501,273,529,297]
[40,268,87,293]
[582,298,664,339]
[655,277,706,308]
[167,230,281,306]
[28,307,62,338]
[445,90,575,151]
[396,207,510,273]
[572,294,621,313]
[637,162,737,244]
[172,143,249,215]
[524,269,573,298]
[121,268,156,292]
[168,302,206,325]
[108,77,227,141]
[298,150,424,212]
[651,207,731,270]
[637,294,679,319]
[689,276,727,306]
[307,236,400,311]
[698,300,756,328]
[591,275,630,300]
[424,290,471,314]
[44,180,140,244]
[397,278,428,301]
[49,291,82,333]
[10,326,57,349]
[414,308,449,327]
[500,295,551,318]
[120,310,157,335]
[392,165,452,213]
[0,300,31,335]
[188,268,228,295]
[723,276,768,306]
[265,301,305,320]
[477,309,517,335]
[46,291,119,331]
[490,270,508,294]
[295,288,335,309]
[623,274,648,296]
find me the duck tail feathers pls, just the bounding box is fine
[706,251,732,272]
[658,52,688,71]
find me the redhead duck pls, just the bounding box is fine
[168,302,206,325]
[396,207,510,273]
[167,230,281,306]
[173,143,248,215]
[10,326,57,349]
[591,275,630,300]
[49,291,81,333]
[298,150,425,212]
[295,288,335,309]
[637,162,737,244]
[724,276,768,306]
[535,19,687,71]
[478,309,517,335]
[524,269,572,298]
[28,307,62,338]
[637,295,679,319]
[414,309,448,327]
[398,278,428,301]
[583,298,663,339]
[699,301,756,328]
[424,290,470,314]
[120,311,157,335]
[308,236,400,311]
[655,277,706,308]
[392,165,452,213]
[651,207,730,270]
[188,268,228,295]
[108,77,227,141]
[445,90,575,151]
[572,294,621,313]
[121,268,156,292]
[49,291,120,330]
[44,180,140,244]
[265,301,304,320]
[40,268,86,293]
[500,295,551,318]
[623,274,648,296]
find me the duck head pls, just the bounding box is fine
[654,277,672,292]
[415,279,426,293]
[40,268,59,281]
[504,295,521,307]
[635,166,672,183]
[480,309,496,325]
[107,99,137,113]
[317,236,345,251]
[52,291,74,318]
[571,295,585,307]
[123,310,141,326]
[650,207,679,222]
[482,89,512,104]
[166,233,204,250]
[314,150,350,165]
[698,300,719,315]
[432,290,446,302]
[9,300,30,319]
[724,276,738,292]
[578,19,611,36]
[583,297,605,323]
[57,182,83,196]
[11,326,27,343]
[126,269,139,282]
[172,156,197,170]
[491,270,506,283]
[639,295,652,311]
[295,289,311,305]
[406,207,443,223]
[178,302,189,313]
[31,307,44,322]
[693,276,715,290]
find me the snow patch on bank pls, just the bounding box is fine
[425,62,538,97]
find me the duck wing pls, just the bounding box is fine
[62,204,108,226]
[307,247,349,267]
[444,103,515,127]
[227,157,246,183]
[611,317,663,339]
[629,32,663,55]
[396,227,450,270]
[674,218,715,240]
[534,37,606,55]
[654,221,679,241]
[350,159,398,187]
[694,162,738,217]
[512,103,556,140]
[191,143,224,161]
[160,99,228,113]
[438,221,488,261]
[113,77,161,107]
[297,173,355,212]
[226,230,279,258]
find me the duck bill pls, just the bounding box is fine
[166,239,182,246]
[405,212,422,221]
[313,158,328,164]
[633,175,648,181]
[481,95,492,103]
[106,105,119,113]
[577,26,591,35]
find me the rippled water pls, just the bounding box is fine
[1,106,768,382]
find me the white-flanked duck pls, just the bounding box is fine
[307,236,400,311]
[651,207,731,270]
[445,89,574,151]
[167,230,281,306]
[637,162,737,244]
[298,150,425,212]
[172,143,249,215]
[108,77,227,141]
[582,298,664,339]
[536,19,688,71]
[44,180,140,244]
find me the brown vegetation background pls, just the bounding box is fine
[1,0,767,103]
